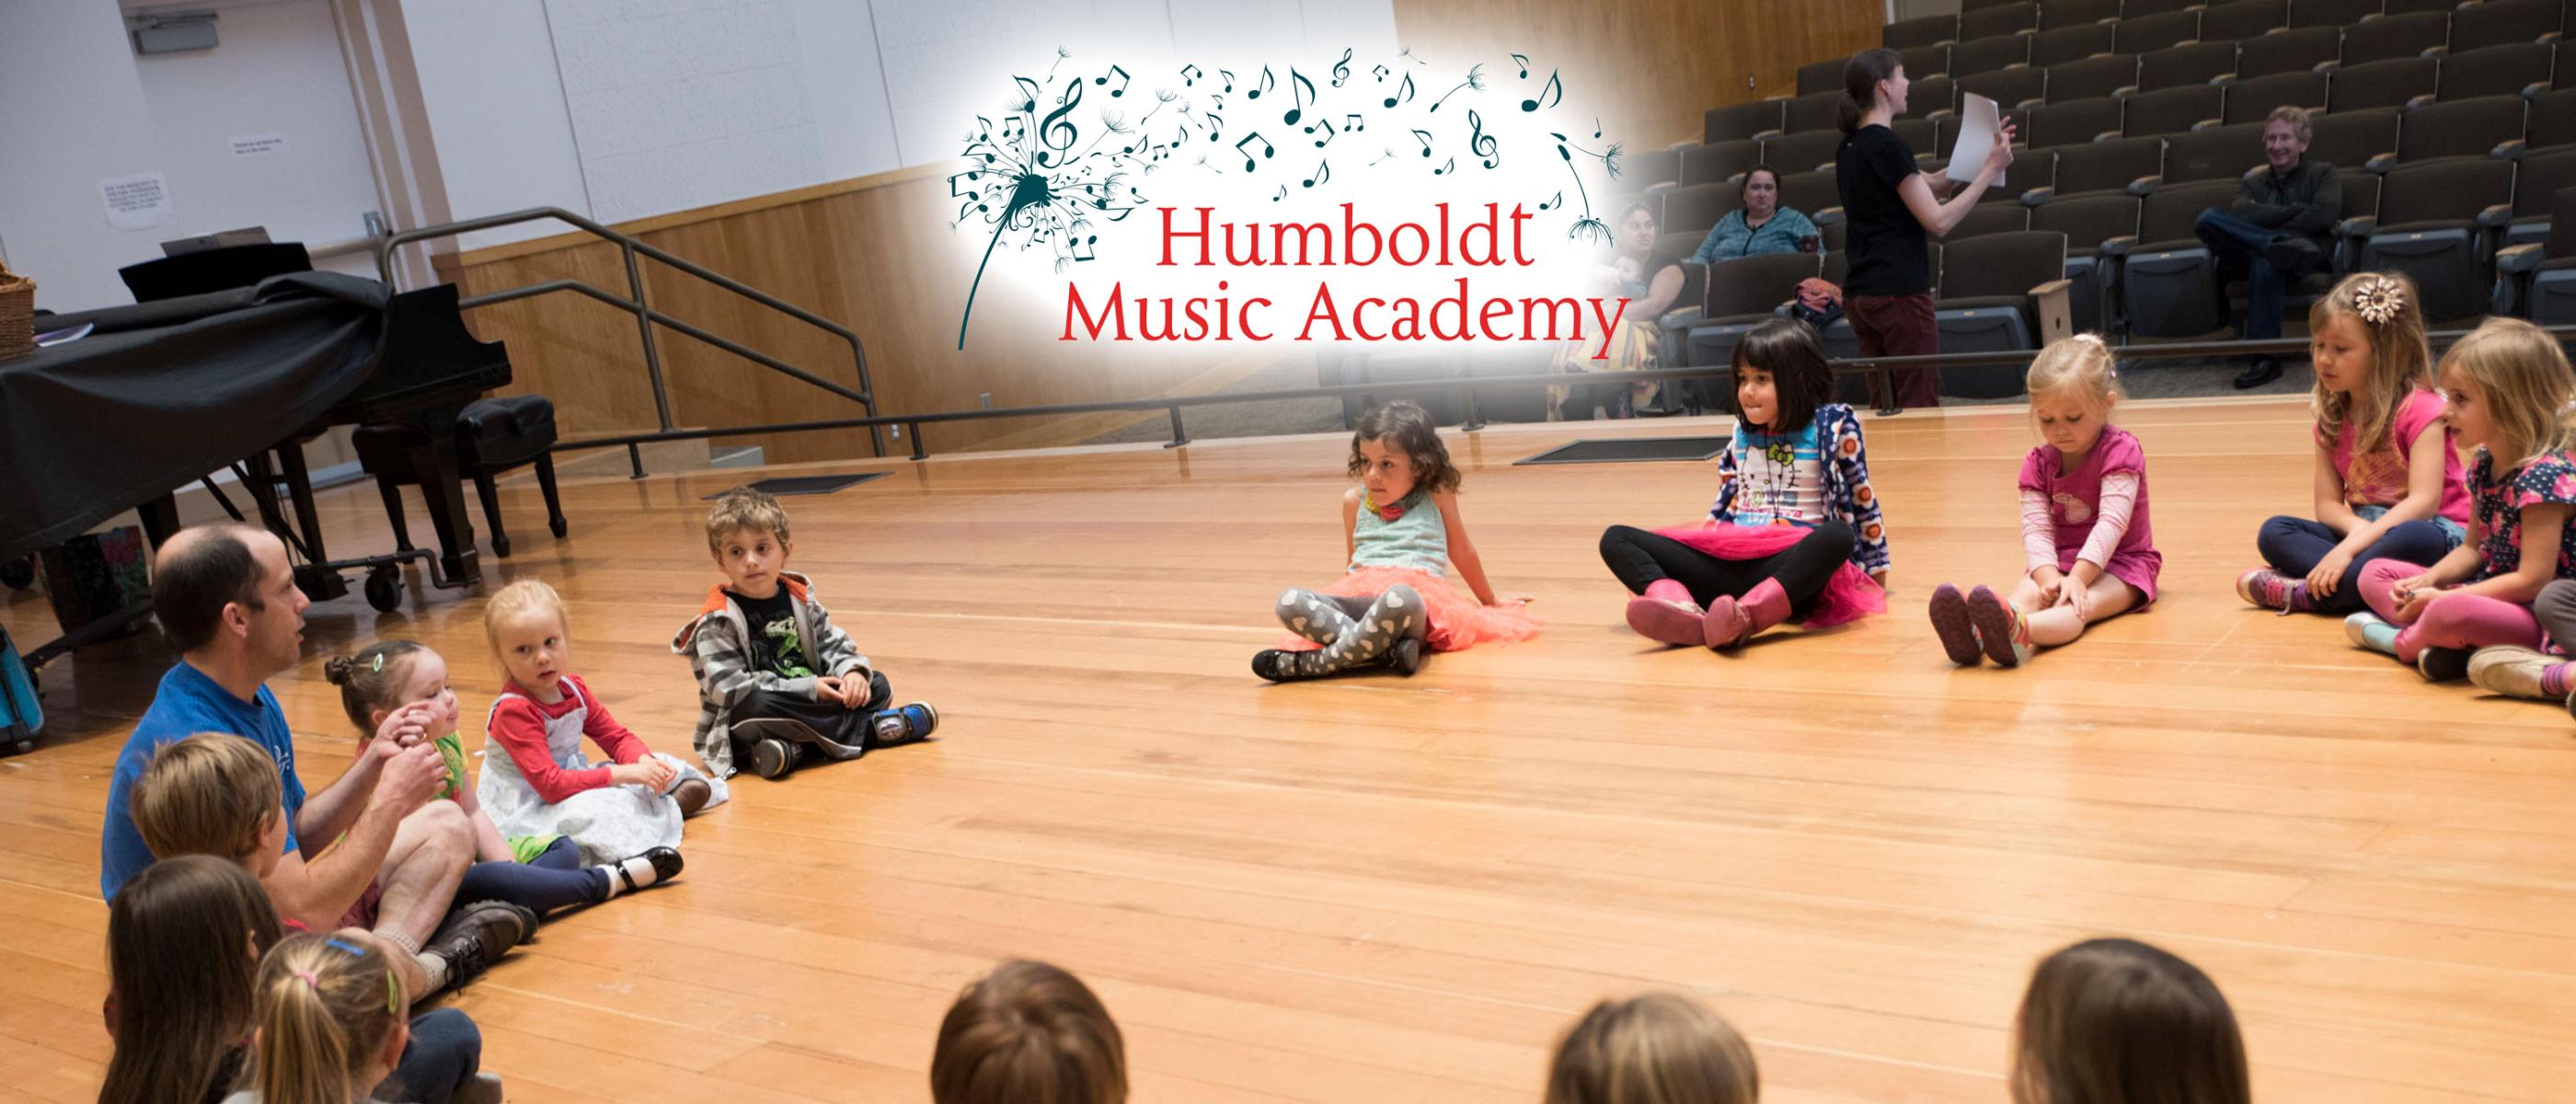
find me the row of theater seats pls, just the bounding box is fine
[1886,0,2573,54]
[1726,16,2576,144]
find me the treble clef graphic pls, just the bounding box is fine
[1038,81,1084,166]
[1468,109,1499,168]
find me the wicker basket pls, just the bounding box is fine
[0,260,33,363]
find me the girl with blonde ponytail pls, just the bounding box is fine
[235,934,409,1104]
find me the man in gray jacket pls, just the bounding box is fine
[2195,105,2341,389]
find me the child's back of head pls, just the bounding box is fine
[1546,992,1759,1104]
[131,731,282,866]
[247,933,409,1104]
[931,960,1126,1104]
[103,854,282,1104]
[2012,937,2249,1104]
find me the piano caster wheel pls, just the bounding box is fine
[363,567,401,613]
[0,557,30,591]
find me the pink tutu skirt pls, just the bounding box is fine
[1277,565,1545,653]
[1651,522,1887,628]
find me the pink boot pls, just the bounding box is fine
[1706,579,1792,648]
[1624,580,1704,646]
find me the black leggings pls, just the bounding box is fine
[729,672,894,757]
[1598,522,1857,615]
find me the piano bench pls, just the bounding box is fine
[353,396,567,559]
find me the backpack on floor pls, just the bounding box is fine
[0,623,40,755]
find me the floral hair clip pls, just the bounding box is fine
[370,653,385,673]
[2351,277,2405,326]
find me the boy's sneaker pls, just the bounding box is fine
[2467,645,2565,699]
[2416,646,2473,683]
[870,703,938,746]
[2236,568,2306,614]
[1927,583,1984,666]
[424,900,537,992]
[749,736,799,779]
[2343,612,2399,656]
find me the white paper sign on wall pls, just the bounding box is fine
[98,172,173,230]
[230,132,289,158]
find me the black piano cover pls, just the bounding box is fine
[0,272,391,561]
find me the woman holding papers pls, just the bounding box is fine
[1834,48,2016,409]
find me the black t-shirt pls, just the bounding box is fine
[727,588,816,678]
[1834,124,1931,297]
[1617,250,1685,305]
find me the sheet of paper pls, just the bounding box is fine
[1944,93,2004,190]
[98,172,172,230]
[229,132,289,158]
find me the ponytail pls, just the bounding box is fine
[1841,48,1903,133]
[248,935,406,1104]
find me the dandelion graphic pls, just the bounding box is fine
[1430,63,1483,113]
[950,70,1163,349]
[1550,132,1623,245]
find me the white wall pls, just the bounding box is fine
[0,3,174,311]
[395,0,593,250]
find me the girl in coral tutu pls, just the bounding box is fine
[1253,400,1542,680]
[1600,317,1888,648]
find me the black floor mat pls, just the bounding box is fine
[1515,437,1731,465]
[702,472,890,499]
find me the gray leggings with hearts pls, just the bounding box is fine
[1274,585,1430,676]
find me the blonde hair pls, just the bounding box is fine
[2027,334,2124,428]
[131,732,282,864]
[707,487,792,555]
[247,934,406,1104]
[1545,993,1760,1104]
[931,960,1127,1104]
[2308,271,2434,463]
[2440,316,2576,472]
[482,579,568,650]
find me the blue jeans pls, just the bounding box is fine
[454,834,609,915]
[2194,209,2324,342]
[2257,508,2467,612]
[380,1006,482,1103]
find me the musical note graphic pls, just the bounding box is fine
[1271,184,1288,201]
[1306,117,1335,147]
[1282,68,1317,125]
[1331,48,1352,87]
[1537,190,1563,211]
[1235,132,1274,171]
[1522,68,1562,111]
[1219,69,1236,93]
[1593,116,1603,138]
[1248,64,1274,100]
[1180,63,1202,86]
[1431,63,1483,113]
[1512,52,1530,78]
[1432,156,1456,175]
[1303,159,1330,188]
[1205,110,1224,140]
[1384,72,1415,109]
[1093,64,1130,97]
[1345,112,1365,132]
[1410,127,1434,156]
[1037,81,1083,165]
[1469,109,1499,167]
[1372,63,1390,82]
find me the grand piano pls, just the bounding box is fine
[0,271,510,666]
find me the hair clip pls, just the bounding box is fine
[370,653,385,673]
[384,967,402,1015]
[325,937,367,956]
[2352,277,2404,326]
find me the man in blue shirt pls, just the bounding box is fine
[100,523,530,995]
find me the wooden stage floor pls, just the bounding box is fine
[3,397,2570,1103]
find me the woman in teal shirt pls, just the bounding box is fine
[1691,166,1821,265]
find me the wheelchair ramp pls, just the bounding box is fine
[1514,437,1731,465]
[703,472,890,499]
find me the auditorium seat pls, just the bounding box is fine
[2225,71,2330,124]
[1962,2,2042,40]
[2449,0,2563,54]
[2041,0,2122,31]
[1784,90,1843,133]
[2491,183,2576,319]
[2329,56,2440,111]
[2109,178,2248,338]
[1952,203,2034,240]
[2527,87,2576,149]
[1660,181,1737,239]
[2234,26,2340,79]
[1799,58,1846,97]
[1952,33,2034,77]
[1707,100,1785,144]
[2559,40,2576,88]
[2504,146,2576,245]
[2029,97,2127,147]
[1965,67,2051,111]
[1934,231,2074,397]
[1893,117,1942,156]
[2050,54,2144,100]
[2330,168,2386,274]
[2137,41,2239,92]
[1778,169,1845,225]
[2433,42,2555,102]
[2363,155,2517,322]
[1904,43,1955,81]
[2164,121,2267,183]
[2124,0,2207,17]
[2307,108,2400,174]
[2125,84,2225,136]
[1763,130,1843,175]
[1631,148,1682,193]
[2199,0,2292,42]
[2381,0,2462,13]
[2032,192,2144,332]
[1681,141,1761,187]
[2289,0,2383,29]
[2339,11,2448,68]
[2030,134,2164,200]
[2031,22,2118,68]
[1682,252,1823,372]
[1909,75,1962,120]
[2115,10,2203,56]
[1936,125,2049,201]
[1887,14,1961,50]
[2213,167,2382,329]
[2395,96,2527,164]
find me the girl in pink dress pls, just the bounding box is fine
[1929,334,2159,667]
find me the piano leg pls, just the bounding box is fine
[275,444,330,568]
[137,495,181,548]
[406,415,481,586]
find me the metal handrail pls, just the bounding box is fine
[546,322,2576,468]
[375,207,883,457]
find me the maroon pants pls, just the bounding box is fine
[1846,292,1938,409]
